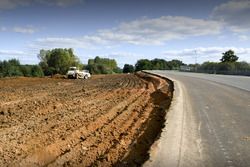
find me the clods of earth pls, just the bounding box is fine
[0,72,173,167]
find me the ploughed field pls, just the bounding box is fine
[0,73,172,167]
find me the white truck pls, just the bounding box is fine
[66,67,91,79]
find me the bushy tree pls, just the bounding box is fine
[31,65,44,77]
[197,60,250,75]
[0,59,44,77]
[0,59,23,77]
[135,59,152,71]
[151,59,170,70]
[20,65,32,77]
[217,62,235,72]
[135,58,184,71]
[220,50,238,63]
[168,59,185,70]
[113,67,123,73]
[123,64,134,73]
[198,62,218,73]
[85,56,119,74]
[38,48,81,75]
[235,61,250,71]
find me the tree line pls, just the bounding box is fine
[37,47,185,75]
[38,49,122,75]
[186,50,250,76]
[123,59,185,73]
[0,48,250,78]
[0,59,44,77]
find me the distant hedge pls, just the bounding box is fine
[0,59,44,78]
[85,56,121,74]
[195,61,250,76]
[135,58,185,71]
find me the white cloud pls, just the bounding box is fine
[32,36,103,50]
[211,0,250,32]
[164,47,250,64]
[0,0,84,9]
[0,50,26,55]
[32,16,223,49]
[13,26,37,34]
[97,16,222,45]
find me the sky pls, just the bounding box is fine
[0,0,250,67]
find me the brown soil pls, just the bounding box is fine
[0,72,173,167]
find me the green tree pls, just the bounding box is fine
[113,67,122,73]
[123,64,134,73]
[20,65,32,77]
[220,50,239,63]
[199,62,218,72]
[135,59,152,71]
[167,59,185,70]
[0,59,45,78]
[0,59,23,77]
[235,61,250,71]
[38,48,82,75]
[217,62,235,72]
[0,61,4,77]
[31,65,44,77]
[85,56,119,74]
[135,58,184,71]
[151,59,170,70]
[88,59,95,65]
[3,59,23,77]
[94,56,101,64]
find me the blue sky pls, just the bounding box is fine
[0,0,250,67]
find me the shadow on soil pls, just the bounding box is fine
[115,72,174,167]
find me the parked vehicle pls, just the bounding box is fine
[66,67,91,79]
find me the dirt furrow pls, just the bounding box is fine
[15,88,146,166]
[48,91,151,167]
[0,73,173,167]
[1,90,143,165]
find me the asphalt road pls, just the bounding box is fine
[144,71,250,167]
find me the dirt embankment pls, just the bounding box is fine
[0,72,173,167]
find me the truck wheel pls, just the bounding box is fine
[84,75,88,79]
[75,74,79,79]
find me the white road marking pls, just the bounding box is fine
[202,109,235,167]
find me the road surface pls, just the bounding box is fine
[144,71,250,167]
